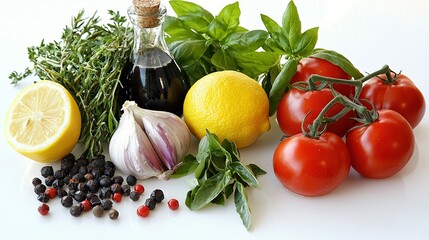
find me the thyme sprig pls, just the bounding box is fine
[9,10,134,159]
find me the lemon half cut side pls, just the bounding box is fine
[4,80,81,163]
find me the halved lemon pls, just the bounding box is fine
[4,80,81,162]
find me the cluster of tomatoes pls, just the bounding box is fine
[273,57,426,197]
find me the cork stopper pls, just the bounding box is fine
[133,0,161,28]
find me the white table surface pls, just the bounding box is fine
[1,0,428,239]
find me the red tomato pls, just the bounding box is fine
[291,57,354,97]
[276,87,356,137]
[359,73,425,128]
[346,109,415,179]
[273,132,351,196]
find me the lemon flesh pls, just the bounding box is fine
[4,81,81,162]
[183,70,270,148]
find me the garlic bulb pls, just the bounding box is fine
[109,101,191,179]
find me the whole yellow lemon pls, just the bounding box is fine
[183,70,270,148]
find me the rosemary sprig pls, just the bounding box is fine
[9,10,134,159]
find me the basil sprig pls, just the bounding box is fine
[171,130,266,230]
[261,1,363,115]
[164,1,279,85]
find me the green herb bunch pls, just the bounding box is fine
[164,0,280,85]
[171,131,266,230]
[9,10,133,159]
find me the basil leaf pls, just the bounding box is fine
[164,16,199,44]
[247,164,267,177]
[169,0,214,32]
[182,59,212,85]
[232,51,279,79]
[225,30,269,52]
[268,59,298,115]
[190,171,231,210]
[216,1,240,34]
[282,0,302,50]
[294,27,318,57]
[211,48,237,70]
[311,49,364,79]
[170,154,198,178]
[234,182,252,230]
[195,154,210,179]
[221,139,240,162]
[169,39,208,63]
[231,162,260,189]
[261,14,291,53]
[208,19,228,40]
[210,191,225,205]
[225,183,235,199]
[211,155,227,171]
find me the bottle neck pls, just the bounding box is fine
[128,4,170,59]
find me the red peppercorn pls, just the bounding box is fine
[134,184,145,195]
[168,198,179,210]
[38,203,50,215]
[112,192,122,203]
[137,205,150,218]
[80,199,92,212]
[45,188,57,199]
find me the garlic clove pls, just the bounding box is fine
[109,103,166,179]
[140,109,191,170]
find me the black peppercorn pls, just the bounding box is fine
[101,199,113,210]
[99,187,112,199]
[32,177,42,187]
[69,165,79,176]
[104,161,115,169]
[61,153,75,172]
[57,189,68,198]
[78,166,88,175]
[34,184,46,195]
[84,173,94,181]
[40,166,54,178]
[70,205,82,217]
[104,167,115,177]
[72,190,86,202]
[98,176,112,188]
[77,182,88,192]
[44,175,56,187]
[75,157,89,167]
[72,173,85,183]
[52,179,65,189]
[122,185,131,196]
[112,176,124,185]
[126,175,137,186]
[90,195,101,207]
[92,205,104,218]
[150,189,164,203]
[89,157,105,169]
[129,191,140,202]
[37,193,49,203]
[86,179,99,193]
[54,169,66,180]
[91,168,103,180]
[145,198,156,210]
[110,183,122,193]
[61,195,73,208]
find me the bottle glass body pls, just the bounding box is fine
[118,5,189,116]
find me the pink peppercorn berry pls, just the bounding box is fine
[112,192,122,203]
[80,199,92,212]
[168,198,179,210]
[38,203,50,215]
[137,205,150,218]
[134,184,145,195]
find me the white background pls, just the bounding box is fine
[1,0,428,239]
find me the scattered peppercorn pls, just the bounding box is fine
[61,196,73,208]
[86,179,99,193]
[99,187,112,199]
[57,189,68,198]
[37,193,49,203]
[92,205,104,218]
[54,169,66,180]
[108,209,119,220]
[110,183,122,193]
[137,205,150,218]
[32,177,42,187]
[145,198,156,210]
[122,184,131,196]
[44,175,56,186]
[134,184,145,195]
[52,179,65,189]
[150,189,164,203]
[89,195,101,207]
[45,188,57,199]
[72,190,86,202]
[126,175,137,186]
[129,191,140,202]
[101,199,113,211]
[61,154,75,171]
[38,203,50,216]
[34,184,46,195]
[112,193,122,203]
[40,166,54,178]
[98,176,112,188]
[80,199,92,212]
[168,199,179,210]
[70,205,82,217]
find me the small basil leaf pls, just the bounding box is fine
[263,38,287,55]
[211,155,226,171]
[247,164,267,177]
[311,49,364,79]
[231,51,280,79]
[225,183,235,199]
[169,39,208,63]
[170,154,198,178]
[216,1,240,34]
[268,59,298,115]
[294,27,318,57]
[282,0,302,50]
[210,191,225,205]
[261,14,291,53]
[190,171,231,210]
[169,0,214,33]
[164,16,200,44]
[234,182,252,230]
[211,48,237,70]
[195,154,210,179]
[221,139,240,162]
[231,162,260,189]
[208,19,228,40]
[225,30,269,52]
